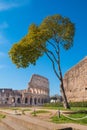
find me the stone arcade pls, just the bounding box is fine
[63,56,87,102]
[0,74,49,106]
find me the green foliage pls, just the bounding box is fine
[9,14,75,68]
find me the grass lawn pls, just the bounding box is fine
[43,105,87,125]
[51,113,87,125]
[43,106,87,111]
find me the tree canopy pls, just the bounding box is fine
[9,14,75,69]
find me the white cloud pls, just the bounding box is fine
[0,0,30,11]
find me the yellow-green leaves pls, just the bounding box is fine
[9,14,75,68]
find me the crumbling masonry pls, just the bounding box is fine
[0,74,49,106]
[63,56,87,102]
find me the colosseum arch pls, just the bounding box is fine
[38,98,40,103]
[29,88,33,94]
[41,98,44,104]
[41,90,44,94]
[12,97,15,103]
[38,89,40,94]
[6,98,9,101]
[30,97,32,105]
[34,88,37,94]
[17,98,21,104]
[25,97,28,104]
[34,98,37,105]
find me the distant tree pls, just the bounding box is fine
[9,14,75,109]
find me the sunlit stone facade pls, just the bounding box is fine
[0,74,49,106]
[63,56,87,102]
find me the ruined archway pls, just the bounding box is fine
[17,98,21,104]
[41,98,44,104]
[25,97,28,104]
[12,97,15,103]
[34,98,37,105]
[30,97,32,105]
[38,98,40,103]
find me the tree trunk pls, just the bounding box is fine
[60,77,70,109]
[57,46,70,109]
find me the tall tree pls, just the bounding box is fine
[9,14,75,109]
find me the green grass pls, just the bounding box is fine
[0,107,31,111]
[34,110,50,114]
[69,107,87,111]
[21,108,31,115]
[43,106,87,111]
[44,102,87,109]
[51,113,87,125]
[0,114,6,119]
[43,106,59,110]
[10,107,22,110]
[22,108,31,111]
[31,110,50,116]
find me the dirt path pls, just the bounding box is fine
[0,121,14,130]
[0,108,87,130]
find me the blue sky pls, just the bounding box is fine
[0,0,87,96]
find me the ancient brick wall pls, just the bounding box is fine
[63,56,87,102]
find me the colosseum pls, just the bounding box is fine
[0,74,49,106]
[63,56,87,102]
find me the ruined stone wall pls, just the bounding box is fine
[63,57,87,102]
[0,74,50,106]
[27,74,49,105]
[29,74,49,88]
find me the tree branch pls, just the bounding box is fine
[47,40,56,50]
[57,44,63,80]
[45,52,60,80]
[47,40,58,55]
[46,49,58,63]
